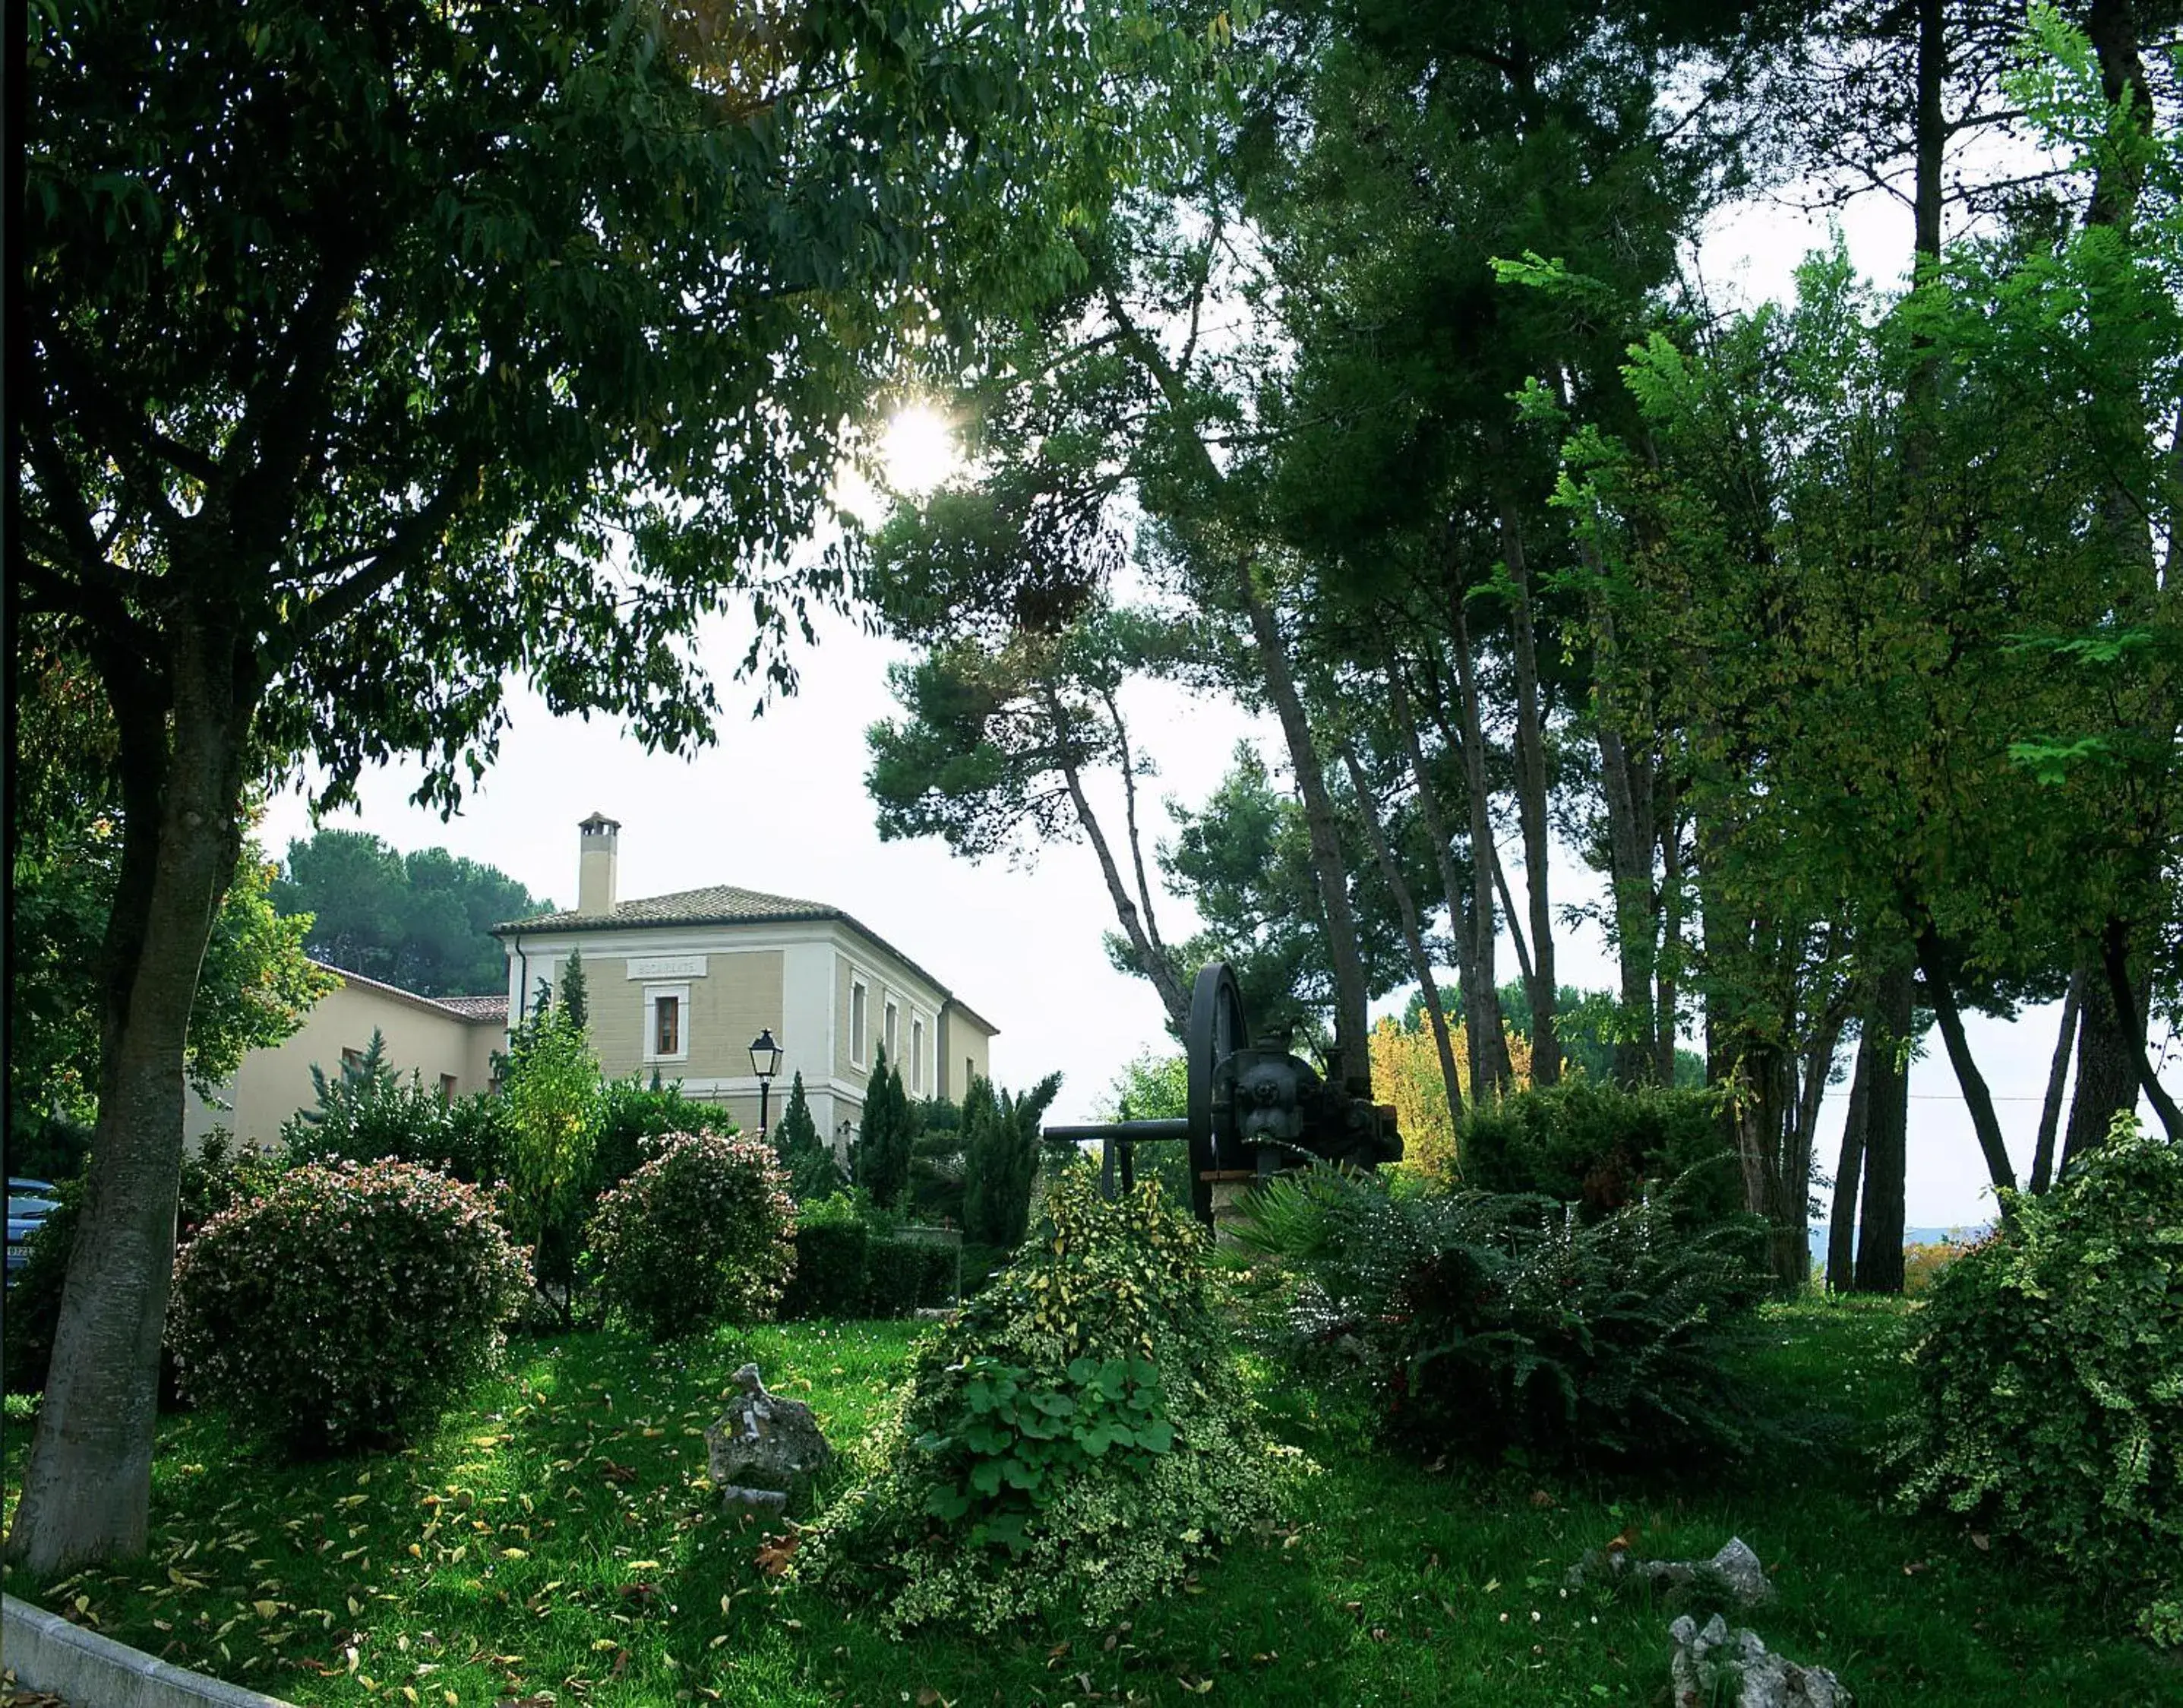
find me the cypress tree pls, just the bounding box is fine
[561,946,589,1034]
[772,1070,843,1202]
[860,1047,915,1211]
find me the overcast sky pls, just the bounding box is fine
[260,175,2169,1233]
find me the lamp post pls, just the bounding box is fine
[748,1027,782,1136]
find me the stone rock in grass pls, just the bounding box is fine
[705,1363,834,1512]
[1670,1612,1849,1708]
[1566,1536,1775,1609]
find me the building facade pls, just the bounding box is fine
[494,815,997,1163]
[185,967,507,1149]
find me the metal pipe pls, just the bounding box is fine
[1041,1118,1190,1145]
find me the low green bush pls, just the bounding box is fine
[283,1078,510,1184]
[5,1134,281,1397]
[779,1193,961,1319]
[586,1132,795,1338]
[1228,1166,1770,1466]
[1892,1119,2183,1644]
[1459,1080,1739,1227]
[799,1164,1308,1633]
[167,1158,529,1453]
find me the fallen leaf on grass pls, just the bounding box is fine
[753,1533,800,1577]
[1970,1533,1991,1552]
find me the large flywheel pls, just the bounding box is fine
[1184,962,1246,1226]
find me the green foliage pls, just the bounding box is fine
[559,946,589,1034]
[500,1008,602,1290]
[586,1132,796,1340]
[1096,1050,1195,1206]
[5,1133,283,1397]
[283,1062,508,1188]
[10,791,333,1126]
[1459,1081,1742,1228]
[1228,1167,1770,1467]
[779,1192,959,1320]
[1476,983,1706,1089]
[1892,1119,2183,1643]
[772,1072,845,1204]
[167,1159,528,1453]
[273,832,548,999]
[589,1078,738,1200]
[800,1164,1307,1632]
[960,1072,1063,1250]
[913,1353,1177,1556]
[858,1048,915,1212]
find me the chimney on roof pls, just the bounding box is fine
[578,813,620,917]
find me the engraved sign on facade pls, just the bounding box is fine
[625,955,709,980]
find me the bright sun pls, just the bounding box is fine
[878,403,959,495]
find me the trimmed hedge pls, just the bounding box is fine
[587,1131,795,1338]
[1459,1081,1740,1227]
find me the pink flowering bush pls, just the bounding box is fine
[586,1132,796,1338]
[168,1160,530,1454]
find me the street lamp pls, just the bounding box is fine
[748,1027,782,1135]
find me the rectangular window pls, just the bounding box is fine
[341,1047,365,1073]
[851,980,868,1066]
[884,999,899,1066]
[438,1074,459,1103]
[911,1018,926,1094]
[643,983,690,1063]
[965,1056,975,1093]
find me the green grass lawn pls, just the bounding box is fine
[5,1300,2177,1706]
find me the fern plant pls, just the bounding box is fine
[1226,1165,1770,1466]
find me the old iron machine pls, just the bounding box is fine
[1042,963,1402,1227]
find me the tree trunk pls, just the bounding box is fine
[1827,1052,1868,1293]
[2062,933,2144,1168]
[1389,661,1486,1105]
[1654,775,1685,1086]
[6,626,251,1572]
[2101,913,2183,1141]
[1598,718,1660,1085]
[1241,574,1372,1092]
[1915,922,2017,1195]
[2029,968,2083,1195]
[1440,601,1515,1094]
[1851,961,1915,1293]
[1044,687,1191,1034]
[1493,490,1561,1086]
[1340,737,1463,1131]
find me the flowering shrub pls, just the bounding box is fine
[1893,1119,2183,1644]
[168,1159,529,1453]
[798,1163,1309,1633]
[586,1131,795,1338]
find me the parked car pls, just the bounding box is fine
[6,1179,60,1284]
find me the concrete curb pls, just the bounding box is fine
[3,1593,295,1708]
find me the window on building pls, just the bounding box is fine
[911,1018,926,1094]
[851,979,868,1066]
[643,984,690,1063]
[439,1074,459,1103]
[965,1056,975,1093]
[884,999,899,1066]
[341,1047,365,1073]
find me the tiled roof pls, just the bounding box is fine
[434,994,510,1022]
[497,883,836,933]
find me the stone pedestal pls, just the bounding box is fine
[1201,1170,1259,1245]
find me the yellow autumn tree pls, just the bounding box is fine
[1371,1013,1532,1186]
